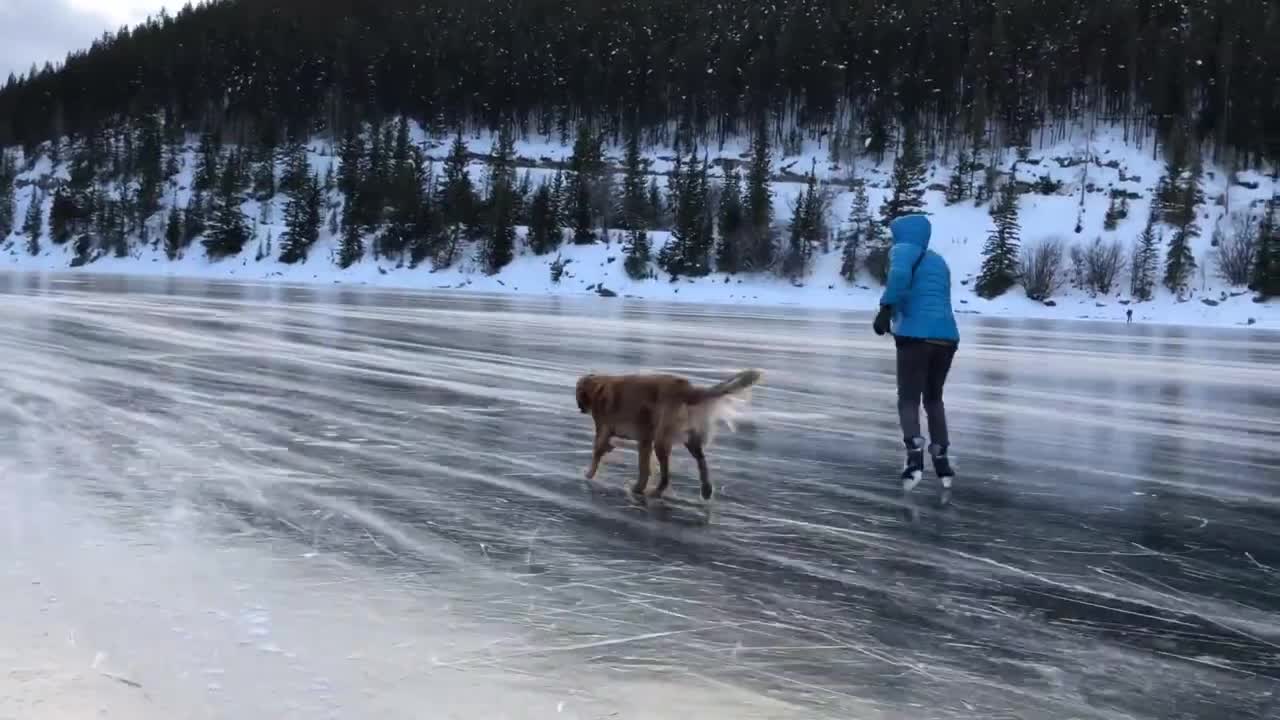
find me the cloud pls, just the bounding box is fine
[0,0,164,80]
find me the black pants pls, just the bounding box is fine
[895,338,957,448]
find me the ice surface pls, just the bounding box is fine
[1,273,1278,719]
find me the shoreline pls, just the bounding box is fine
[2,260,1273,333]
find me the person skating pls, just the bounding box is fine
[873,214,960,490]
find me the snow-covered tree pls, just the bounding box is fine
[278,174,322,264]
[744,121,774,270]
[22,187,43,241]
[840,181,872,282]
[715,164,745,273]
[880,124,927,224]
[482,125,517,273]
[944,151,971,205]
[526,181,561,256]
[164,207,183,260]
[567,125,604,244]
[1163,177,1201,294]
[1252,196,1280,299]
[975,183,1021,299]
[1130,211,1160,302]
[783,165,822,280]
[203,158,250,259]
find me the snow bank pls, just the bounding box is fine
[2,120,1276,330]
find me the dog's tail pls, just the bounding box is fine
[702,369,763,399]
[687,369,763,446]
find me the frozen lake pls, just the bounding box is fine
[2,272,1278,720]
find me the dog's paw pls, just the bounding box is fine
[584,468,597,480]
[700,485,714,501]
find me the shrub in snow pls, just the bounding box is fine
[1214,211,1259,286]
[1020,237,1067,301]
[1083,237,1126,296]
[550,255,569,284]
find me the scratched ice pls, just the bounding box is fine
[0,273,1277,720]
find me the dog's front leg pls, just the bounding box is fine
[585,425,614,480]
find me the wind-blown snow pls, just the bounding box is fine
[2,120,1276,329]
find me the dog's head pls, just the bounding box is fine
[575,374,599,414]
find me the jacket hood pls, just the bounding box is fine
[889,214,931,250]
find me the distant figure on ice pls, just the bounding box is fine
[1126,308,1133,324]
[872,214,960,491]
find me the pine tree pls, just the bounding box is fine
[483,125,517,273]
[1154,157,1187,227]
[975,183,1022,299]
[567,125,603,244]
[383,129,426,261]
[715,164,745,273]
[783,166,820,280]
[437,130,475,255]
[839,234,859,282]
[279,174,322,264]
[744,121,774,270]
[134,113,165,224]
[163,129,182,182]
[550,170,567,228]
[203,160,250,259]
[1130,211,1160,302]
[354,128,387,231]
[22,187,43,240]
[337,126,365,200]
[164,207,183,260]
[660,150,714,278]
[1163,175,1201,294]
[881,124,928,225]
[183,190,205,244]
[0,186,12,240]
[1103,194,1122,231]
[624,226,652,280]
[194,130,221,192]
[944,151,971,205]
[620,128,648,231]
[862,220,892,284]
[252,145,277,201]
[22,188,43,256]
[840,181,872,282]
[1,152,18,238]
[96,198,128,258]
[647,177,664,228]
[337,217,364,269]
[526,182,561,256]
[1253,197,1280,298]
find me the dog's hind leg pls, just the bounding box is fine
[652,440,673,497]
[632,435,654,495]
[685,436,712,500]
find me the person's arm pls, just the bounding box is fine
[879,243,922,308]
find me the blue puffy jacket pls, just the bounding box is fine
[878,214,960,344]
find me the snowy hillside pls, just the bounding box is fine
[2,119,1277,329]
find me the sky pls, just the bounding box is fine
[0,0,169,80]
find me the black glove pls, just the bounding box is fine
[873,305,892,336]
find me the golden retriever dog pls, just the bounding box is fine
[575,369,762,500]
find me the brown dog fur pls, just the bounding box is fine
[575,369,762,499]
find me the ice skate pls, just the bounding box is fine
[901,438,925,491]
[930,443,955,489]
